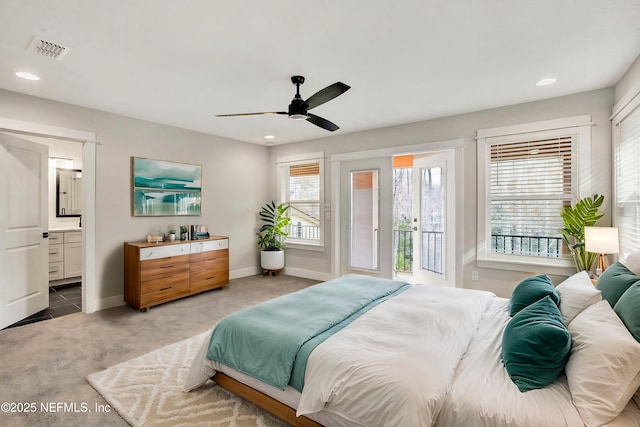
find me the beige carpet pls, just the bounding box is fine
[87,331,287,427]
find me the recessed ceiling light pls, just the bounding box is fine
[15,71,40,81]
[264,135,275,139]
[536,78,557,87]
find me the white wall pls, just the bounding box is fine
[615,54,640,103]
[270,88,614,297]
[0,89,270,305]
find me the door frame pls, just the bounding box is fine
[0,118,99,313]
[331,139,464,281]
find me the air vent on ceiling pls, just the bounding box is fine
[27,36,70,60]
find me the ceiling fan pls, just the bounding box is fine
[216,76,350,132]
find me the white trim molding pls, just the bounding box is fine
[0,117,99,313]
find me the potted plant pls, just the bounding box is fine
[257,201,291,271]
[559,194,605,274]
[179,225,188,241]
[168,228,176,241]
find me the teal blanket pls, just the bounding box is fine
[206,275,410,391]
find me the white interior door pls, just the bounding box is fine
[0,133,49,329]
[411,151,456,287]
[339,158,393,278]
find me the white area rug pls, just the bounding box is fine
[87,331,286,426]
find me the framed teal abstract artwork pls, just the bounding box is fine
[132,157,202,216]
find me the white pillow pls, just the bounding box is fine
[555,271,601,325]
[565,300,640,427]
[623,250,640,276]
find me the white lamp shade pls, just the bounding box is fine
[585,227,619,254]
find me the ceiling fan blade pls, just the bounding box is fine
[304,82,350,110]
[306,113,340,131]
[215,111,287,117]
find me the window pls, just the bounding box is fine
[278,153,324,247]
[613,98,640,259]
[477,116,592,272]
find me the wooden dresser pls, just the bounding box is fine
[124,236,229,310]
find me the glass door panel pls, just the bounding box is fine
[350,170,379,270]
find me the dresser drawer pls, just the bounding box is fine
[140,243,189,261]
[140,272,189,294]
[48,244,64,263]
[190,239,228,254]
[140,255,189,282]
[190,249,228,264]
[190,270,229,293]
[139,281,190,307]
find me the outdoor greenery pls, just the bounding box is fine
[257,201,291,251]
[559,194,605,272]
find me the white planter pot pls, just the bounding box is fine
[261,250,285,270]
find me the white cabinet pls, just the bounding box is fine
[48,230,82,285]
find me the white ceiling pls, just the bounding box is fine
[1,1,639,145]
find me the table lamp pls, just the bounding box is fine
[585,227,619,276]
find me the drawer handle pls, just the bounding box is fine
[206,277,215,281]
[160,286,172,291]
[159,265,174,269]
[49,268,58,273]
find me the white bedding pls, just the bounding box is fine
[435,297,584,427]
[296,285,495,426]
[184,281,640,427]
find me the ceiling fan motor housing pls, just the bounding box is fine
[288,98,308,119]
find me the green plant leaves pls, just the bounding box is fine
[559,194,604,272]
[257,201,291,251]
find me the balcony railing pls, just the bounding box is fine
[394,231,561,275]
[491,234,562,258]
[289,223,320,240]
[394,229,413,272]
[393,229,443,274]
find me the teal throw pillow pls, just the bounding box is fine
[502,296,571,392]
[509,274,560,317]
[614,282,640,343]
[596,262,640,307]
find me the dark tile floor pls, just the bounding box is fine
[4,283,82,329]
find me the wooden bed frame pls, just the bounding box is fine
[212,372,322,427]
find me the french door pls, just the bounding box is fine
[411,151,456,287]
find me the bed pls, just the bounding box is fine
[184,260,640,427]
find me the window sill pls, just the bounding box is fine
[285,242,325,252]
[477,254,576,277]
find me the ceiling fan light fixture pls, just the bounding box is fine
[289,113,308,120]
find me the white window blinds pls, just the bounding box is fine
[287,161,321,242]
[489,136,574,257]
[615,104,640,258]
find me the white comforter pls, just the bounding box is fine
[296,285,495,426]
[435,297,584,427]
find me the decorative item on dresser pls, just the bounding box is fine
[48,229,83,286]
[124,236,229,311]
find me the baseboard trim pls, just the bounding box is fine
[93,294,125,312]
[230,266,261,279]
[282,267,333,282]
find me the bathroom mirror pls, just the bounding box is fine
[56,168,82,217]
